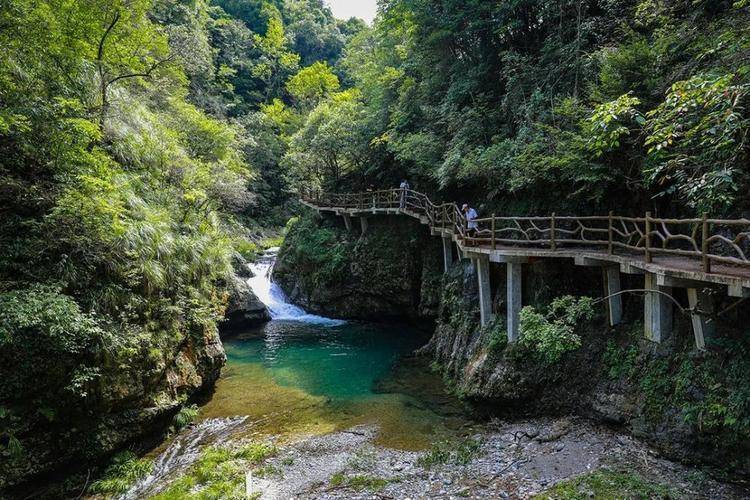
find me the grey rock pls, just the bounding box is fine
[224,273,270,327]
[231,252,254,278]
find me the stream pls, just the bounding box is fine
[123,249,473,498]
[120,250,747,499]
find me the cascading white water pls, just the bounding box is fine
[248,248,345,326]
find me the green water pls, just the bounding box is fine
[201,320,472,450]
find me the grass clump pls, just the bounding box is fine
[171,404,199,432]
[88,451,153,495]
[533,468,676,499]
[330,473,391,492]
[233,442,277,464]
[152,442,276,500]
[417,437,482,468]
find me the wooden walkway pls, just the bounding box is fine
[301,188,750,348]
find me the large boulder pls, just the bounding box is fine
[224,273,270,327]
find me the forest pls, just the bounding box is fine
[1,0,749,496]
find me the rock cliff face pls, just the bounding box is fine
[274,213,442,321]
[277,211,750,475]
[0,323,226,493]
[423,259,750,474]
[1,257,272,493]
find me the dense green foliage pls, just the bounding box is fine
[285,1,750,217]
[519,296,596,364]
[0,0,362,488]
[3,0,750,491]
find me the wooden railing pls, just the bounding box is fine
[301,188,750,274]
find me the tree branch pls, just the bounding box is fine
[105,56,173,87]
[97,10,121,63]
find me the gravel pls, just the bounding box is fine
[250,417,747,499]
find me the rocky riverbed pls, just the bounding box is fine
[158,417,745,499]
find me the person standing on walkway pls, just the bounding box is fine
[462,204,478,244]
[399,179,410,209]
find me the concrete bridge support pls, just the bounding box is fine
[442,237,453,273]
[342,214,353,232]
[575,256,623,327]
[474,254,493,327]
[507,262,522,343]
[605,266,623,326]
[657,275,715,350]
[644,272,673,343]
[687,288,714,351]
[359,216,369,234]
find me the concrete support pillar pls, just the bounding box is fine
[644,273,673,343]
[442,237,453,273]
[475,254,493,327]
[507,262,522,343]
[359,216,369,234]
[605,266,623,326]
[687,288,714,351]
[342,214,352,232]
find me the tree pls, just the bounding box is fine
[284,90,370,189]
[90,0,173,126]
[286,61,341,109]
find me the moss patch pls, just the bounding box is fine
[152,442,276,500]
[534,469,676,499]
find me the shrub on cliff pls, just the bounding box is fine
[519,296,596,364]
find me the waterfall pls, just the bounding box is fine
[248,248,345,326]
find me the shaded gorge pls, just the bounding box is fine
[117,251,474,497]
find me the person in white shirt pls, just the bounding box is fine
[399,179,410,209]
[462,203,478,243]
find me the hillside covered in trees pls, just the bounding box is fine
[295,0,750,218]
[1,0,750,494]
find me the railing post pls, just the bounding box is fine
[492,214,496,250]
[608,211,613,255]
[550,213,556,251]
[702,214,711,273]
[645,211,652,263]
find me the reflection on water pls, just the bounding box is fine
[201,320,472,450]
[123,250,473,498]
